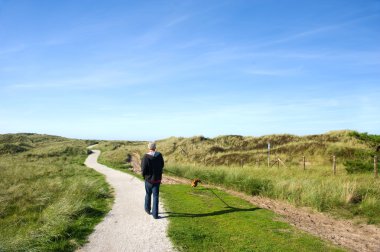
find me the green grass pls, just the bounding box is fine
[161,184,344,252]
[0,134,113,252]
[165,164,380,224]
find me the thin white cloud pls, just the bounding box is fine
[134,14,193,47]
[244,67,302,76]
[165,15,191,27]
[0,44,26,55]
[252,13,380,48]
[176,38,210,49]
[6,70,155,90]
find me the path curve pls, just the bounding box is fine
[78,150,175,252]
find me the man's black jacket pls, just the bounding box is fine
[141,152,164,182]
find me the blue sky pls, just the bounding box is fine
[0,0,379,140]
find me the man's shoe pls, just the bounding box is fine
[145,210,151,215]
[153,215,160,219]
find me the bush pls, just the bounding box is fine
[85,140,99,146]
[208,146,225,153]
[344,160,373,174]
[0,143,29,154]
[349,131,380,146]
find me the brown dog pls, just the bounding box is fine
[191,179,201,187]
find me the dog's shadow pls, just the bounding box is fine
[161,188,261,218]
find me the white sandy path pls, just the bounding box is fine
[78,150,175,252]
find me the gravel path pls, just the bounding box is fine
[78,150,175,252]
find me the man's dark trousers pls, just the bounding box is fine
[145,181,160,218]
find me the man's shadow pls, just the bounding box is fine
[161,188,261,218]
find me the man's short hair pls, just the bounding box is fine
[148,141,156,150]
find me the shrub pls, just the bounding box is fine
[344,160,373,174]
[0,143,29,154]
[349,131,380,146]
[208,146,225,153]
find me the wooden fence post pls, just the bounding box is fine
[241,159,243,167]
[332,155,336,175]
[375,155,378,178]
[303,156,306,170]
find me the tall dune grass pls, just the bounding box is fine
[0,134,112,251]
[96,130,377,168]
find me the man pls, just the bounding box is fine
[141,141,164,219]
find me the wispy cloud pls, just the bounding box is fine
[134,14,192,47]
[0,44,26,56]
[244,66,303,76]
[0,66,19,72]
[252,13,380,48]
[6,70,154,90]
[175,38,212,49]
[165,15,191,27]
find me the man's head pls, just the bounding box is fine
[148,141,156,150]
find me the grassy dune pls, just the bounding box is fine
[97,130,378,167]
[0,134,112,251]
[96,130,380,225]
